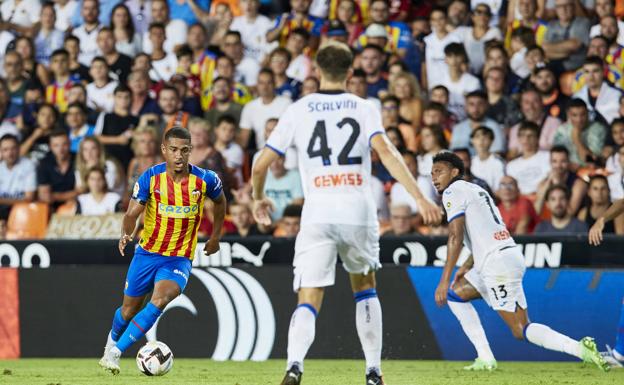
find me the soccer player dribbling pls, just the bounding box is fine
[98,126,226,374]
[589,198,624,368]
[251,41,442,385]
[432,151,609,372]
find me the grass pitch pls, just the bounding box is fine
[0,359,622,385]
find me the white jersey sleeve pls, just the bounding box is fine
[442,183,468,223]
[362,101,385,143]
[266,106,296,155]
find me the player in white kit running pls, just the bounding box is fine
[431,151,609,372]
[251,41,442,385]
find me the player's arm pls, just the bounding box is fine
[371,133,441,225]
[589,198,624,245]
[435,215,465,307]
[204,191,226,255]
[251,147,281,226]
[119,199,146,256]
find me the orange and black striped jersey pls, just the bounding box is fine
[132,163,223,259]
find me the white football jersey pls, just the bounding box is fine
[266,91,384,226]
[442,180,516,271]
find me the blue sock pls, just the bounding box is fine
[110,307,130,342]
[115,303,163,353]
[615,298,624,355]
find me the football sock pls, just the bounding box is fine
[286,303,317,372]
[110,307,130,342]
[354,289,383,375]
[524,323,581,358]
[447,292,495,362]
[115,303,163,353]
[614,298,624,357]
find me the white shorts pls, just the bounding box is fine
[465,246,527,312]
[292,223,381,292]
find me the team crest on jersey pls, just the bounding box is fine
[132,182,140,198]
[446,202,451,208]
[191,189,202,201]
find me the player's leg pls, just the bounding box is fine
[106,294,147,351]
[613,297,624,362]
[449,272,497,370]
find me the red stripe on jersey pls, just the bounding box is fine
[171,177,190,256]
[143,175,161,250]
[183,176,204,258]
[158,175,176,254]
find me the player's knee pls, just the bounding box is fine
[121,303,140,320]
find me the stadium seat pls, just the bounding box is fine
[55,201,77,216]
[6,202,50,240]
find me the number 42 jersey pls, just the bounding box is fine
[266,91,384,226]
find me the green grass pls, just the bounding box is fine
[1,359,623,385]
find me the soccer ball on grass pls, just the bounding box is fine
[136,341,173,376]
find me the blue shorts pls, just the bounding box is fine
[124,246,193,297]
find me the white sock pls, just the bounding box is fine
[613,349,624,361]
[448,300,495,361]
[286,304,317,372]
[355,294,382,375]
[524,323,581,358]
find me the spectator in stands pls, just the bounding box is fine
[285,28,312,83]
[76,166,122,215]
[46,49,81,114]
[94,85,138,170]
[63,35,91,83]
[229,202,265,237]
[203,77,243,127]
[507,88,562,159]
[389,71,422,134]
[158,85,189,133]
[506,0,548,48]
[455,3,503,75]
[142,0,188,55]
[579,175,624,234]
[276,203,302,238]
[239,68,291,151]
[543,0,590,74]
[75,136,124,196]
[423,7,461,91]
[417,125,448,179]
[450,90,505,155]
[447,0,470,29]
[66,83,100,125]
[381,95,416,152]
[364,0,411,56]
[508,26,535,79]
[65,102,96,153]
[14,36,50,87]
[20,103,59,163]
[148,22,178,82]
[266,0,322,48]
[589,0,624,45]
[73,0,102,66]
[169,74,202,117]
[301,76,320,96]
[608,144,624,199]
[390,151,438,216]
[0,80,17,140]
[497,175,539,234]
[230,0,274,63]
[574,56,622,125]
[606,118,624,174]
[124,125,162,206]
[383,204,417,236]
[213,55,253,106]
[423,101,454,135]
[0,0,41,36]
[0,134,36,220]
[333,1,363,46]
[86,57,118,113]
[484,66,521,128]
[470,126,505,191]
[453,148,494,196]
[346,69,381,111]
[97,27,132,84]
[110,3,143,58]
[264,154,304,222]
[37,129,78,209]
[535,185,589,233]
[222,30,260,88]
[214,115,244,186]
[553,98,607,168]
[506,121,551,195]
[128,70,161,117]
[482,43,521,96]
[3,52,27,123]
[34,3,65,67]
[268,47,301,101]
[359,44,388,99]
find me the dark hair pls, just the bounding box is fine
[381,95,400,105]
[470,126,494,140]
[466,90,488,100]
[159,84,179,98]
[591,35,609,45]
[511,26,535,47]
[111,3,135,39]
[175,44,193,59]
[431,85,449,97]
[114,84,131,95]
[545,184,570,201]
[430,6,447,17]
[0,134,19,145]
[37,102,60,122]
[224,29,242,40]
[422,125,449,150]
[444,42,468,62]
[51,48,69,59]
[64,34,80,44]
[584,55,604,68]
[526,45,545,56]
[216,115,237,127]
[291,27,311,41]
[432,151,465,176]
[189,23,207,35]
[258,67,275,81]
[611,117,624,128]
[270,47,292,63]
[518,120,540,136]
[282,204,303,218]
[98,26,113,35]
[85,165,108,190]
[362,43,384,55]
[164,127,191,142]
[424,101,447,113]
[567,98,588,111]
[550,145,569,157]
[452,147,471,158]
[316,42,353,82]
[149,22,166,32]
[350,68,366,79]
[49,128,69,140]
[92,56,108,66]
[212,76,232,87]
[67,102,88,115]
[385,126,406,153]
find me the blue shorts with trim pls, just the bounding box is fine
[124,246,192,297]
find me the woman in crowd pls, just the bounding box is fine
[19,103,59,162]
[75,136,125,196]
[13,36,49,86]
[417,125,448,178]
[76,166,122,215]
[578,175,624,234]
[335,0,364,46]
[111,3,142,58]
[389,71,422,134]
[125,125,162,205]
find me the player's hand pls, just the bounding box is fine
[435,281,449,307]
[203,237,220,256]
[252,198,274,226]
[588,218,605,246]
[416,198,442,225]
[118,234,132,256]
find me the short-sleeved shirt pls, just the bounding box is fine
[270,13,324,47]
[450,118,506,155]
[545,17,590,71]
[553,121,607,165]
[497,196,539,234]
[1,0,41,28]
[534,218,589,234]
[0,157,36,199]
[506,151,551,195]
[442,180,516,270]
[94,112,138,170]
[133,162,223,258]
[37,153,76,195]
[264,169,304,221]
[239,96,291,150]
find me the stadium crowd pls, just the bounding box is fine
[2,0,624,240]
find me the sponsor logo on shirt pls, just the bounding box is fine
[493,230,511,241]
[158,203,199,218]
[313,173,363,188]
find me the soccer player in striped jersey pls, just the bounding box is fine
[98,127,226,374]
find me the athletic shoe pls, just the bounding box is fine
[280,365,302,385]
[580,337,610,372]
[98,346,121,375]
[602,345,624,368]
[463,358,497,371]
[103,331,115,358]
[366,370,385,385]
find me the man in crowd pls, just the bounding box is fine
[0,134,36,220]
[450,91,505,155]
[535,185,589,233]
[497,175,539,234]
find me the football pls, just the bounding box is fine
[136,341,174,376]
